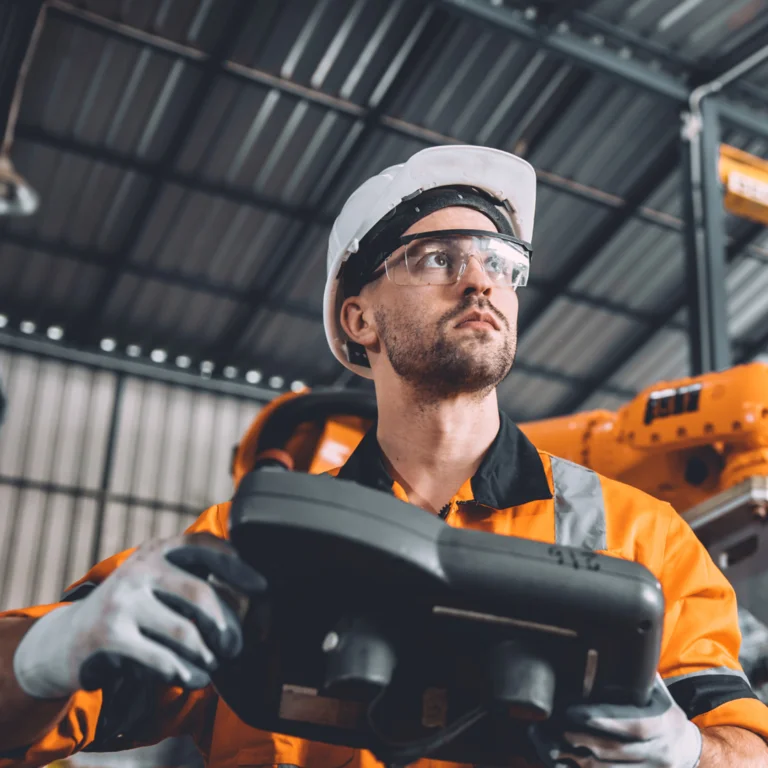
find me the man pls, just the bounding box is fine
[1,145,767,768]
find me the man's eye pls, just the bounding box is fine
[424,252,451,268]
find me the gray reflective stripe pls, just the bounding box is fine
[664,666,752,688]
[551,455,607,551]
[61,580,98,601]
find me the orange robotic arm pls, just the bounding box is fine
[520,361,768,512]
[520,362,768,581]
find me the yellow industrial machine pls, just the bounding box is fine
[520,362,768,588]
[719,145,768,227]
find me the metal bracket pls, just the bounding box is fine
[683,476,768,586]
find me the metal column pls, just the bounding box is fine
[681,98,731,374]
[89,373,125,567]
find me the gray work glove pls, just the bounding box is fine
[14,532,265,698]
[531,674,702,768]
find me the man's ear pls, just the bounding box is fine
[340,294,378,348]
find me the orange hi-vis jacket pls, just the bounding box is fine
[2,412,767,768]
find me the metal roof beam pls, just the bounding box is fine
[719,100,768,143]
[14,123,325,223]
[439,0,768,142]
[439,0,690,102]
[0,230,323,322]
[0,330,277,402]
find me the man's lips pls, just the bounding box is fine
[454,310,501,331]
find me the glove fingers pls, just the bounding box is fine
[566,679,672,726]
[562,731,659,763]
[79,629,210,691]
[563,717,653,742]
[152,561,239,637]
[165,534,267,595]
[154,586,242,659]
[570,715,666,742]
[135,593,220,670]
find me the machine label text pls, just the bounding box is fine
[644,383,702,424]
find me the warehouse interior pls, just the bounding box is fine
[1,0,768,765]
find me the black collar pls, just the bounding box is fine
[336,411,553,509]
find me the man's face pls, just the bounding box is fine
[360,206,519,398]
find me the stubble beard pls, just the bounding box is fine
[374,300,516,401]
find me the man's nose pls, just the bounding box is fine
[460,254,494,295]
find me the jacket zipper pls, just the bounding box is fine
[439,500,470,520]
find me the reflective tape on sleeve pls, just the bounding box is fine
[550,456,607,551]
[665,667,758,718]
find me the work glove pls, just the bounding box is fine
[530,674,702,768]
[14,532,266,698]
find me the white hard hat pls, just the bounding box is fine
[323,144,537,379]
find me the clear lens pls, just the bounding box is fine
[386,234,529,289]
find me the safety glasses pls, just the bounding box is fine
[374,229,531,290]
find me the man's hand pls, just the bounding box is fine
[531,674,702,767]
[13,532,266,698]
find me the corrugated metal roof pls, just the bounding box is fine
[575,390,631,413]
[517,297,641,379]
[132,184,299,287]
[235,310,340,382]
[73,0,237,51]
[727,252,768,339]
[497,369,573,422]
[5,139,151,250]
[270,224,332,313]
[570,220,685,312]
[609,328,691,391]
[0,242,104,321]
[231,0,430,105]
[20,17,204,163]
[102,277,241,349]
[589,0,768,60]
[529,189,615,278]
[2,0,768,413]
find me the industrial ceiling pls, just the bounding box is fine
[1,0,768,420]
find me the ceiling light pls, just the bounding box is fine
[223,366,238,379]
[126,344,141,357]
[175,355,191,369]
[269,375,284,389]
[290,380,307,393]
[20,320,35,334]
[46,326,64,340]
[245,370,262,384]
[0,314,8,328]
[200,360,214,376]
[100,338,117,352]
[0,155,39,217]
[150,349,167,363]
